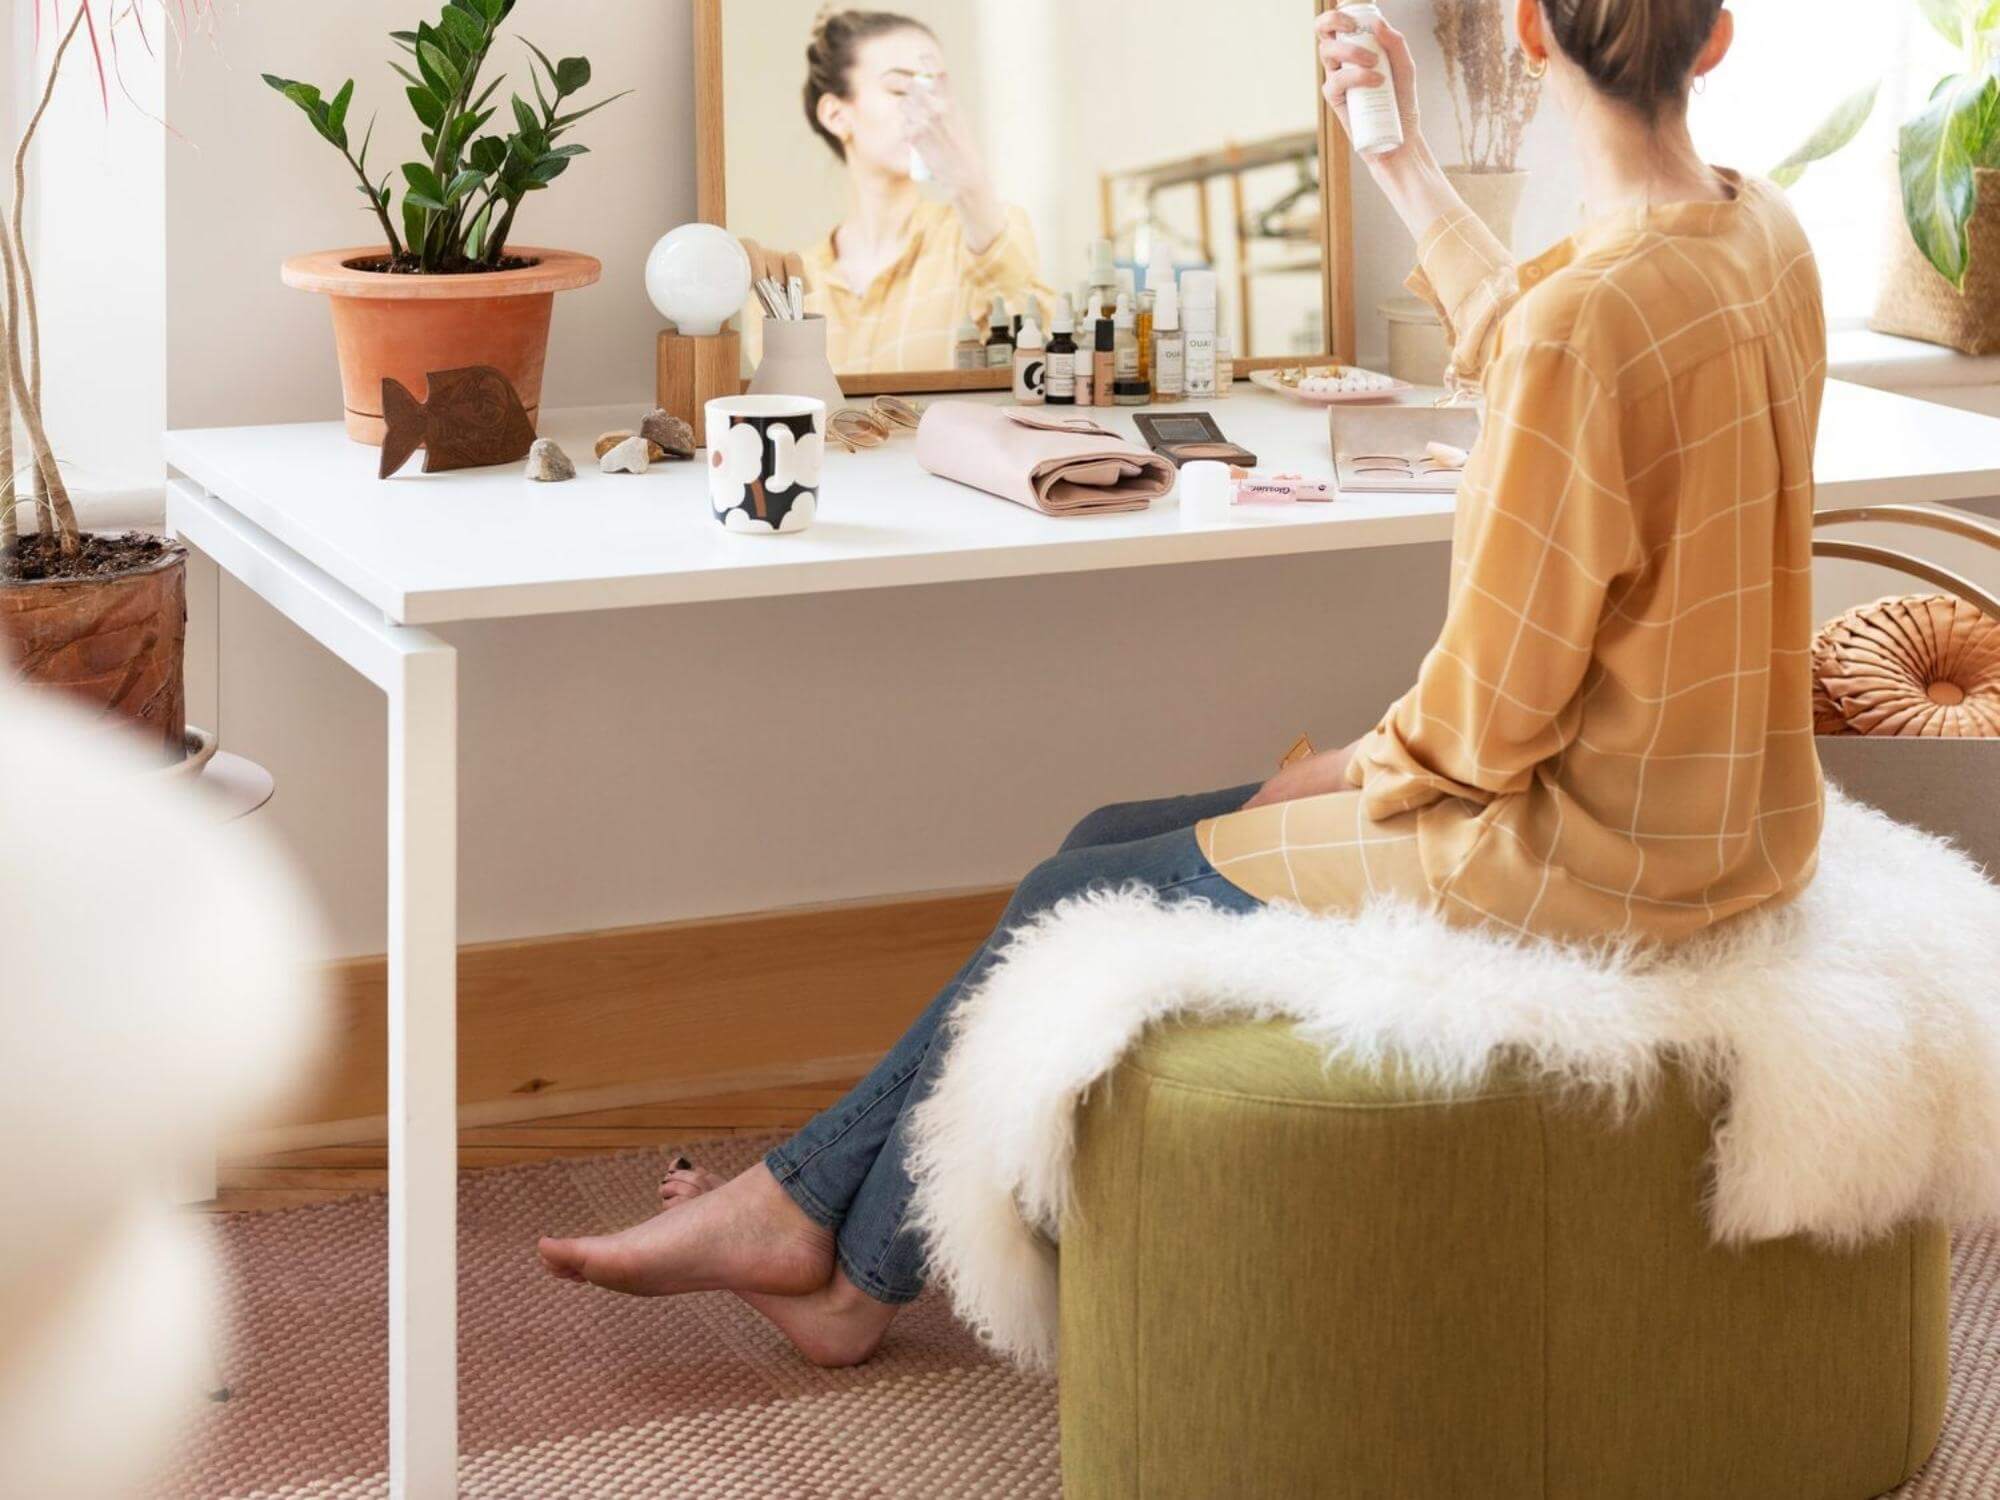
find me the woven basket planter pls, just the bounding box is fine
[1871,167,2000,355]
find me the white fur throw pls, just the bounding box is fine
[904,790,2000,1372]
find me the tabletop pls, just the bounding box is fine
[164,381,2000,628]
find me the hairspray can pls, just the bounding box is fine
[1337,3,1404,157]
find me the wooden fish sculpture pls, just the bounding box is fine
[379,365,539,479]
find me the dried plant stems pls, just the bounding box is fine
[1432,0,1542,172]
[2,6,84,556]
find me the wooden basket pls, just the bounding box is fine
[1812,504,2000,872]
[1869,168,2000,356]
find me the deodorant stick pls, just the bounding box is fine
[1339,2,1405,157]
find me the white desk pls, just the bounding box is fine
[162,381,2000,1499]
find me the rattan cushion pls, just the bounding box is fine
[1812,594,2000,737]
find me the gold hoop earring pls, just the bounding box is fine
[1524,52,1549,81]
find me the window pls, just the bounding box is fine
[1690,0,1960,324]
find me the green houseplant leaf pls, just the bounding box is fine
[1898,64,2000,286]
[1772,81,1880,188]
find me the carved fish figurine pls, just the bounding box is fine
[379,365,539,479]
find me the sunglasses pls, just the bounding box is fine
[828,395,924,452]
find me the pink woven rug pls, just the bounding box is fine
[157,1135,1058,1499]
[157,1132,2000,1498]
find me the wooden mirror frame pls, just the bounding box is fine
[692,0,1357,397]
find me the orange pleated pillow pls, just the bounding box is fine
[1812,594,2000,737]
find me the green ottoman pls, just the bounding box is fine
[1060,1020,1948,1500]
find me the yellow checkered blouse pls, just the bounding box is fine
[791,198,1053,375]
[1198,170,1828,942]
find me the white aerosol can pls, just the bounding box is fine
[1338,3,1405,157]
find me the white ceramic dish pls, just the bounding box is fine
[1249,364,1412,405]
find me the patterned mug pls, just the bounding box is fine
[703,394,827,535]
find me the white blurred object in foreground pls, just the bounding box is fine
[0,680,329,1499]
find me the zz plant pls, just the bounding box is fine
[1777,0,2000,289]
[265,0,626,274]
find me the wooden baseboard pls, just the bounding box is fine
[235,885,1012,1155]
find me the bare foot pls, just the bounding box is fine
[639,1166,902,1366]
[537,1160,833,1297]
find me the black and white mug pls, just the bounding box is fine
[704,395,826,535]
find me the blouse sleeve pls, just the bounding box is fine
[1405,204,1522,394]
[957,206,1054,319]
[1347,339,1638,817]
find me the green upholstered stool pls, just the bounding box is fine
[1059,1020,1948,1500]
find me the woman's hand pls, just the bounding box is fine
[899,80,1005,253]
[1315,9,1462,239]
[1241,744,1357,811]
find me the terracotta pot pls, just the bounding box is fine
[0,537,188,762]
[282,246,602,444]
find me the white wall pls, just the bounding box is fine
[12,0,166,502]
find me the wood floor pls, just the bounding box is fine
[201,1077,862,1214]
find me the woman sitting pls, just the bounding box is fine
[542,0,1824,1367]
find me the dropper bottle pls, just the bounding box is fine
[1151,274,1185,403]
[1045,295,1078,406]
[984,295,1013,369]
[1092,297,1116,408]
[1074,294,1100,407]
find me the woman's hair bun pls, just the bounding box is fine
[1543,0,1724,117]
[802,9,931,160]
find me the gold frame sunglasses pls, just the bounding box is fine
[828,395,923,452]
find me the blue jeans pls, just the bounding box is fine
[763,781,1265,1304]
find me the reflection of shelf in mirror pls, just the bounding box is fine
[1112,131,1320,195]
[1102,128,1325,360]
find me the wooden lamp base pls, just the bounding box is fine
[656,328,742,449]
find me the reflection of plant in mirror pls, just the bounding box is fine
[1776,0,1999,288]
[264,0,629,275]
[1431,0,1543,170]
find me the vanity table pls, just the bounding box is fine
[163,380,2000,1499]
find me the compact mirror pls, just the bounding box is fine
[694,0,1357,395]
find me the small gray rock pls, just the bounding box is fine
[524,439,576,482]
[640,408,696,460]
[599,434,652,475]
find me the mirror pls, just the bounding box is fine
[694,0,1355,395]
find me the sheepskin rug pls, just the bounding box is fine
[905,790,2000,1371]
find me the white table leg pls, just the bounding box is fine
[164,484,465,1500]
[388,645,458,1499]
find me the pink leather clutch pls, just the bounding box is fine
[914,402,1175,516]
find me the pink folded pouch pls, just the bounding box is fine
[914,402,1174,516]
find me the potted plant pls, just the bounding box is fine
[2,4,191,764]
[1777,0,2000,353]
[267,0,627,443]
[1431,0,1545,251]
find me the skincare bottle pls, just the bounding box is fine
[1213,286,1234,397]
[1182,270,1218,398]
[1013,311,1046,405]
[1074,294,1099,406]
[1045,295,1078,406]
[1338,3,1405,157]
[1113,293,1148,406]
[1140,245,1172,387]
[985,295,1014,368]
[1092,306,1116,408]
[953,318,984,371]
[1150,276,1185,403]
[1087,238,1120,316]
